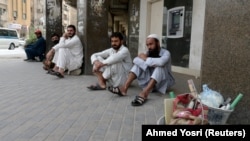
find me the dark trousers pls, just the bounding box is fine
[24,47,44,61]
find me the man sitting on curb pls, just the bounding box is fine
[24,29,46,62]
[46,25,84,78]
[87,32,132,90]
[43,33,60,71]
[108,34,175,106]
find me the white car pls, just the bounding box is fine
[0,27,20,50]
[18,38,26,47]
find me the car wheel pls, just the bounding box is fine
[9,43,15,50]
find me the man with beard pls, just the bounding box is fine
[43,33,60,71]
[87,32,132,90]
[46,25,84,78]
[109,34,175,106]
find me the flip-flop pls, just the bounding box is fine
[131,96,147,106]
[87,83,106,90]
[55,72,64,78]
[47,69,55,74]
[108,86,125,96]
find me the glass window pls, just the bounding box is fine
[0,29,8,36]
[22,13,26,20]
[9,30,17,37]
[162,0,193,68]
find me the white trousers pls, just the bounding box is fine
[130,64,174,94]
[52,48,81,72]
[94,57,128,87]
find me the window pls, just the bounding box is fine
[9,30,18,37]
[0,29,8,36]
[13,11,17,18]
[22,13,26,20]
[0,8,6,15]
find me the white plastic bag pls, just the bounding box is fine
[199,84,224,108]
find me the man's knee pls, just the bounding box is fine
[58,48,67,54]
[131,65,143,75]
[25,48,31,53]
[153,67,165,74]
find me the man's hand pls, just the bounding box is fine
[93,60,104,72]
[63,33,68,39]
[138,53,147,61]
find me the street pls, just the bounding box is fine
[0,46,26,59]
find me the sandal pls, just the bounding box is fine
[108,86,125,96]
[55,72,64,78]
[87,83,106,90]
[47,69,55,74]
[131,96,146,106]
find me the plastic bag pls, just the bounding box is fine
[199,84,224,108]
[170,93,209,125]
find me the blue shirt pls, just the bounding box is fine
[30,36,46,54]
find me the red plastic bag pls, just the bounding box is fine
[170,93,209,125]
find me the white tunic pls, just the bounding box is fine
[52,35,83,72]
[131,48,175,94]
[91,45,132,87]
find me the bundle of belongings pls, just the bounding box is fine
[169,93,209,125]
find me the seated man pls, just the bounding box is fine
[109,34,175,106]
[24,29,46,62]
[43,33,60,71]
[46,25,84,78]
[87,32,132,90]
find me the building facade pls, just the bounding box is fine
[0,0,7,27]
[33,0,45,35]
[62,1,77,32]
[49,0,249,124]
[5,0,32,38]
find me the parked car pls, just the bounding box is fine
[18,38,26,47]
[0,27,20,50]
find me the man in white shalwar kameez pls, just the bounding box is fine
[87,32,132,90]
[109,34,175,106]
[46,25,83,78]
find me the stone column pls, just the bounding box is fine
[128,0,140,59]
[45,0,63,53]
[77,0,86,74]
[78,0,109,75]
[201,0,250,124]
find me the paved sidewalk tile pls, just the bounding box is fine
[0,59,199,141]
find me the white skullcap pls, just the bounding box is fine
[147,34,159,41]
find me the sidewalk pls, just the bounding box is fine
[0,59,200,141]
[0,47,26,59]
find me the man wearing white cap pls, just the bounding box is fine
[109,34,175,106]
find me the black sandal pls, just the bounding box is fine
[55,72,64,78]
[47,69,55,74]
[131,96,146,106]
[108,86,124,96]
[87,83,106,90]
